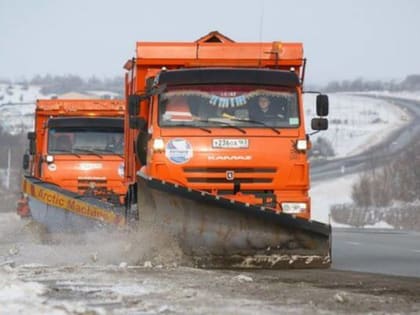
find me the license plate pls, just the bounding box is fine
[212,139,249,148]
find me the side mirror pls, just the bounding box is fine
[27,131,35,140]
[128,93,152,116]
[316,94,329,116]
[129,117,147,130]
[27,132,36,155]
[311,118,328,131]
[128,95,142,116]
[22,153,30,170]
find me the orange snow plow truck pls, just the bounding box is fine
[19,99,127,231]
[124,31,331,268]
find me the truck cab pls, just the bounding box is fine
[135,68,327,219]
[24,99,126,205]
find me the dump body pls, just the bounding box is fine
[124,31,330,268]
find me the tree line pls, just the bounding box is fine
[2,75,124,96]
[331,136,420,230]
[323,74,420,92]
[351,140,420,208]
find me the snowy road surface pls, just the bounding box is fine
[1,212,420,315]
[2,264,420,315]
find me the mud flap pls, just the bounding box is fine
[16,194,31,217]
[137,172,331,269]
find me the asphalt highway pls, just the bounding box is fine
[333,228,420,278]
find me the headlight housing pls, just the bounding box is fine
[152,138,165,152]
[45,155,54,163]
[281,202,307,214]
[296,140,307,151]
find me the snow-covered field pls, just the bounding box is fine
[0,83,41,134]
[304,93,411,225]
[304,93,409,158]
[0,83,118,134]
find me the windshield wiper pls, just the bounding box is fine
[195,119,246,134]
[94,148,124,158]
[52,149,81,158]
[230,118,280,134]
[73,148,103,158]
[167,122,212,134]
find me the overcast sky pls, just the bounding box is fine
[0,0,419,84]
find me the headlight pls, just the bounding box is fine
[152,138,165,152]
[118,163,124,177]
[45,155,54,163]
[281,202,307,214]
[296,140,307,151]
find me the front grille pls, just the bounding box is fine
[184,167,276,173]
[183,167,277,184]
[77,177,107,192]
[214,189,274,195]
[187,178,272,183]
[77,177,121,205]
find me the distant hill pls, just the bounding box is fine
[28,74,123,96]
[323,74,420,92]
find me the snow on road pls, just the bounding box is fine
[1,234,419,315]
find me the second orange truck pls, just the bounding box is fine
[20,99,126,230]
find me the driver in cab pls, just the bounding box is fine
[248,95,286,121]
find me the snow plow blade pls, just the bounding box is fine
[137,173,331,269]
[21,176,125,233]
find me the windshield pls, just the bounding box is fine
[158,86,299,128]
[48,127,124,155]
